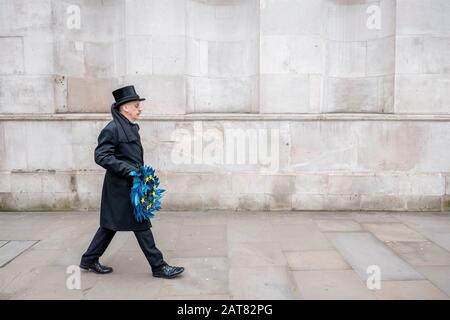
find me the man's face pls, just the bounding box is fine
[121,101,142,122]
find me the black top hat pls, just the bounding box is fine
[112,85,146,108]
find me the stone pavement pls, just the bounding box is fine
[0,210,449,300]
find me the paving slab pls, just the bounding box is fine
[284,250,350,271]
[158,257,229,297]
[229,241,287,267]
[292,270,376,300]
[374,280,449,300]
[174,224,227,258]
[83,273,162,300]
[269,223,334,251]
[0,240,38,267]
[386,241,450,267]
[329,232,425,281]
[362,223,427,242]
[415,266,450,297]
[229,266,300,300]
[315,219,362,232]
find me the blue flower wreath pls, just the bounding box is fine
[128,165,166,222]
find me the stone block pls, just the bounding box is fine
[289,122,356,172]
[152,36,185,75]
[295,174,328,195]
[360,195,405,211]
[188,76,257,113]
[238,194,269,211]
[41,172,76,193]
[367,36,395,76]
[423,37,450,74]
[0,37,24,75]
[0,76,54,113]
[267,194,292,211]
[395,36,424,74]
[260,0,323,36]
[356,122,429,171]
[122,75,185,115]
[201,194,238,211]
[292,194,325,210]
[74,172,104,194]
[324,75,394,113]
[84,42,115,78]
[405,196,442,211]
[163,193,203,211]
[260,35,323,75]
[324,0,396,41]
[232,174,265,194]
[186,0,259,42]
[23,36,54,75]
[415,122,450,172]
[260,74,313,113]
[126,0,185,36]
[67,77,114,112]
[208,40,258,78]
[0,173,10,193]
[264,175,295,194]
[166,172,232,195]
[126,35,153,75]
[54,39,85,77]
[23,122,73,171]
[326,41,366,77]
[396,0,447,36]
[0,0,52,35]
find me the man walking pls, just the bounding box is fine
[80,85,184,279]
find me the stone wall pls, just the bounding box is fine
[1,0,450,212]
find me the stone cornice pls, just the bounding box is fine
[2,113,450,121]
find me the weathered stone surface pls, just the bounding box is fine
[285,250,350,271]
[374,280,448,300]
[67,78,114,113]
[293,270,376,300]
[0,37,24,75]
[0,0,450,213]
[1,211,450,299]
[329,232,425,281]
[0,76,54,113]
[0,240,38,267]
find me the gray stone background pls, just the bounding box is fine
[1,0,450,212]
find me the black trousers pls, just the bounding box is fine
[80,227,166,271]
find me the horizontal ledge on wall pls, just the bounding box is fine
[2,113,450,122]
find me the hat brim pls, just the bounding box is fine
[114,97,146,108]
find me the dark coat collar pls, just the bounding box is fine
[110,103,140,143]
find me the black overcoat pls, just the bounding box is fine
[94,104,151,231]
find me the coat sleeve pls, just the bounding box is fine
[94,125,138,178]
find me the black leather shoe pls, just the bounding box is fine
[80,261,113,274]
[152,264,184,279]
